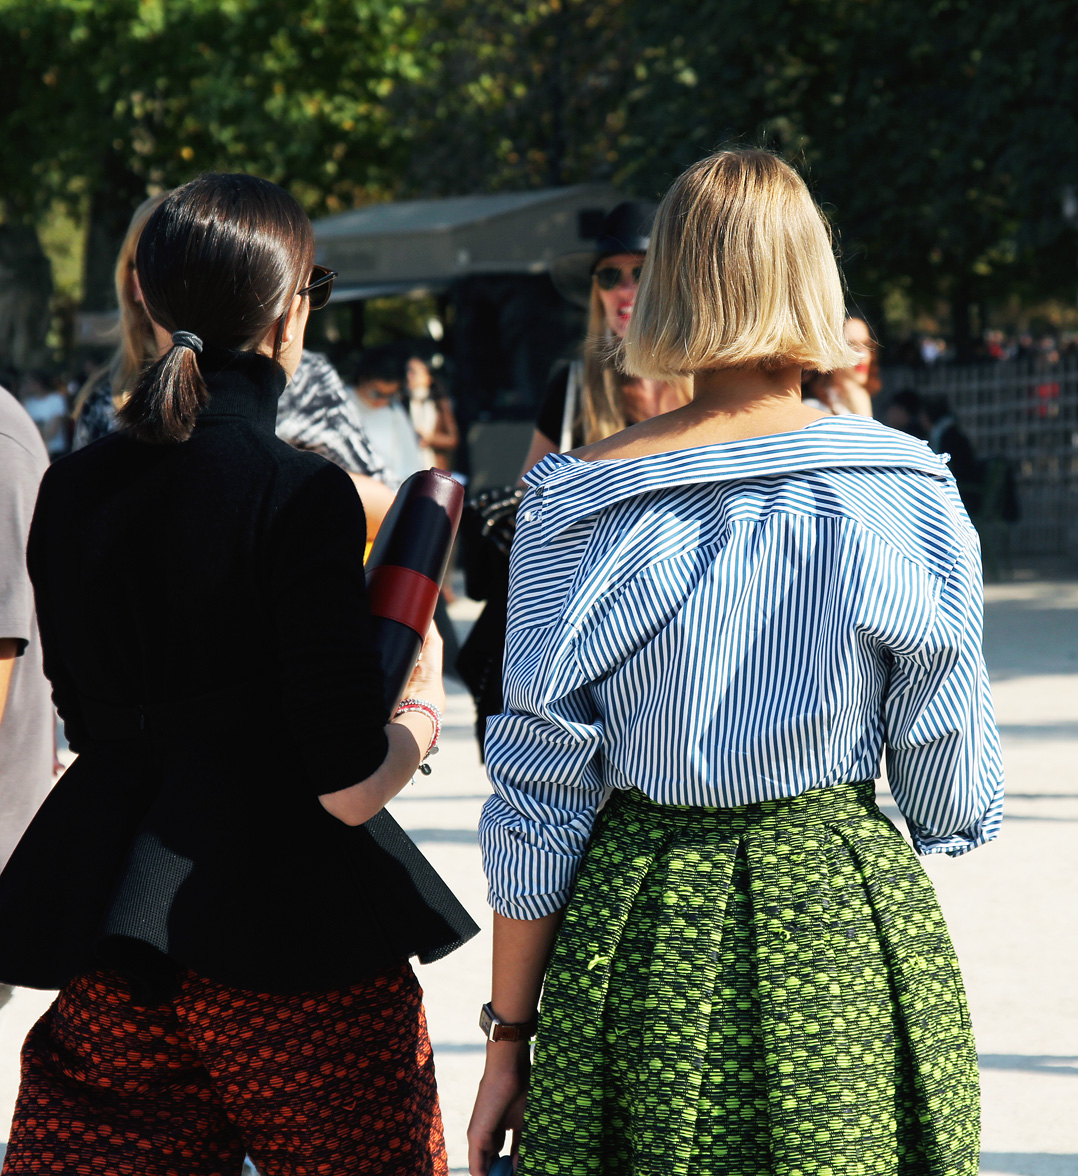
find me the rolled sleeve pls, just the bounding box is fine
[884,541,1004,855]
[479,501,606,919]
[481,694,605,920]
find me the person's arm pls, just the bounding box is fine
[0,637,17,727]
[20,471,90,753]
[884,531,1004,854]
[467,504,606,1174]
[468,910,563,1175]
[345,471,395,535]
[318,625,444,825]
[268,463,441,812]
[427,397,460,455]
[519,365,572,479]
[518,429,558,480]
[831,372,874,417]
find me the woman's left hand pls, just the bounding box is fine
[467,1045,530,1175]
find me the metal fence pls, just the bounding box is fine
[883,358,1078,559]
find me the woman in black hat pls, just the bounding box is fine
[457,202,693,756]
[518,200,691,473]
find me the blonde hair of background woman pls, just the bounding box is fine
[73,192,167,421]
[578,278,691,444]
[624,149,858,380]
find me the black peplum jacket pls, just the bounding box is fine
[0,348,477,999]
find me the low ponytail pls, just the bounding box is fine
[118,339,209,444]
[116,172,315,445]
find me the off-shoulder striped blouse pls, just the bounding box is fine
[479,414,1004,920]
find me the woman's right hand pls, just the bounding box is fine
[467,1045,530,1175]
[404,621,445,713]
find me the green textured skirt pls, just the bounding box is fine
[519,782,979,1176]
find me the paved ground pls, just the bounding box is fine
[1,578,1075,1175]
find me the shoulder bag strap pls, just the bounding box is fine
[560,361,582,453]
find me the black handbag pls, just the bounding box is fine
[455,484,524,756]
[458,484,524,602]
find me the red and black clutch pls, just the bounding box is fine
[365,468,464,717]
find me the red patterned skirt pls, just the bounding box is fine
[3,961,448,1175]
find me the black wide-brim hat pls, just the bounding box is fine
[550,199,658,308]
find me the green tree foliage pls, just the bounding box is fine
[401,0,1078,348]
[0,0,422,306]
[1,0,1075,337]
[390,0,636,194]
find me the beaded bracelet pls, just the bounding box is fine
[394,698,442,775]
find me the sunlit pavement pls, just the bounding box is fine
[2,581,1075,1175]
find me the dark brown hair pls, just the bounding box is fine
[119,173,315,444]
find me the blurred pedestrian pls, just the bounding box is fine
[277,348,397,530]
[457,203,690,752]
[468,148,999,1176]
[0,380,54,1015]
[920,394,984,515]
[353,346,424,487]
[883,387,926,438]
[0,173,475,1176]
[406,355,459,471]
[19,371,70,458]
[522,200,691,471]
[802,314,880,417]
[0,382,53,875]
[72,193,166,450]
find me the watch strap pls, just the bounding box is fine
[480,1001,538,1042]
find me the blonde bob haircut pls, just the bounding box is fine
[624,148,859,379]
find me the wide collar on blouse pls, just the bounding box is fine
[524,415,952,537]
[195,346,287,436]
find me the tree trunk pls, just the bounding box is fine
[951,279,974,364]
[82,158,147,312]
[0,222,54,372]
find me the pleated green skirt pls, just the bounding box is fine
[519,782,979,1176]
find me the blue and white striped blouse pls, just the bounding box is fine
[479,415,1004,920]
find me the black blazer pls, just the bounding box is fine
[0,348,476,998]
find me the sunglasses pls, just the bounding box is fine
[299,264,337,311]
[272,265,338,357]
[593,263,643,291]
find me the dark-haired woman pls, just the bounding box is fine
[0,173,476,1176]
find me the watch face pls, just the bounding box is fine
[479,1003,496,1040]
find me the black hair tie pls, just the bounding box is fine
[171,330,203,354]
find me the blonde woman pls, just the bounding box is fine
[71,194,165,449]
[520,201,691,474]
[468,149,1000,1176]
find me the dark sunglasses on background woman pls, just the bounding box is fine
[593,263,643,291]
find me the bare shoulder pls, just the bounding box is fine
[569,415,697,463]
[570,404,830,463]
